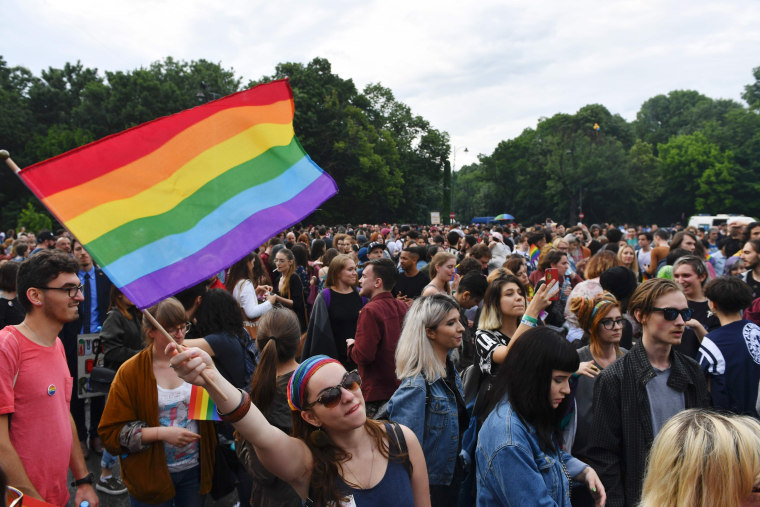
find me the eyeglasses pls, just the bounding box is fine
[651,307,693,321]
[308,370,362,408]
[600,318,626,330]
[39,284,83,298]
[166,322,191,337]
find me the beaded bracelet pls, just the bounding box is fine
[216,388,252,424]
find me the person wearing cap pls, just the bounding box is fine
[169,350,430,506]
[29,230,56,255]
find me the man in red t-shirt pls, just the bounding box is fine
[0,251,99,507]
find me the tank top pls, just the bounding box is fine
[305,423,414,507]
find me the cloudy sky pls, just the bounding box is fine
[5,0,760,168]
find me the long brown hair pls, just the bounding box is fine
[324,254,354,289]
[276,248,296,298]
[250,307,301,415]
[291,400,409,504]
[225,253,255,292]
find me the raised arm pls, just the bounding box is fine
[169,345,313,496]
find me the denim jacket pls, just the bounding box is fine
[387,365,464,485]
[476,400,587,506]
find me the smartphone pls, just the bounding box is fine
[545,268,560,301]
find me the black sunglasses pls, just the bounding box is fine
[651,307,693,321]
[600,318,626,330]
[309,370,362,408]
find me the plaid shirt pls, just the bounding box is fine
[587,342,711,507]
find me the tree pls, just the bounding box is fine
[742,66,760,111]
[17,201,53,233]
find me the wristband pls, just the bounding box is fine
[217,388,251,424]
[71,472,94,488]
[521,314,538,325]
[520,316,538,328]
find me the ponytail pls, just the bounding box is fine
[250,307,301,415]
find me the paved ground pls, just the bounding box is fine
[65,399,240,507]
[66,451,240,506]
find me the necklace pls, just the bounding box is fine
[344,442,376,490]
[20,322,45,344]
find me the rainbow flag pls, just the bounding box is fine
[17,80,337,309]
[188,385,222,421]
[529,244,540,266]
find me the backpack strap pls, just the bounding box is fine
[386,422,412,478]
[321,288,331,309]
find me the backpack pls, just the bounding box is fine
[236,330,259,392]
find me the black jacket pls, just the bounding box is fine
[587,342,710,507]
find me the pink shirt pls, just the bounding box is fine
[0,326,74,507]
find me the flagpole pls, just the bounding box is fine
[2,149,227,401]
[0,150,21,173]
[142,309,228,401]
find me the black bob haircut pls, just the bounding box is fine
[482,327,580,453]
[704,276,754,314]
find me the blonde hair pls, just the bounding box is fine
[142,297,186,346]
[640,409,760,507]
[395,294,459,382]
[617,244,639,278]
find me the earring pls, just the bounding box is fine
[309,427,329,447]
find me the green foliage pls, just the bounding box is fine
[3,54,760,229]
[17,201,53,233]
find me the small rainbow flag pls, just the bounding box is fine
[188,385,222,421]
[17,80,337,309]
[529,244,540,266]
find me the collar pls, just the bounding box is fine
[630,342,692,392]
[79,266,96,278]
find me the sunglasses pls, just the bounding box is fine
[651,307,693,321]
[308,370,362,408]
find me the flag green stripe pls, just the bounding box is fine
[88,138,303,266]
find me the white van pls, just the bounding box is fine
[688,214,757,230]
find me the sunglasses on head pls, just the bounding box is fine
[651,307,693,321]
[309,370,362,408]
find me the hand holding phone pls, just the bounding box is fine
[545,268,560,301]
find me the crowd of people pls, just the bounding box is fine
[1,217,760,507]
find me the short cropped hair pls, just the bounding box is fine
[470,243,491,260]
[457,271,487,299]
[704,276,754,314]
[17,250,79,312]
[364,258,398,290]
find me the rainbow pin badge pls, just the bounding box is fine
[47,384,56,396]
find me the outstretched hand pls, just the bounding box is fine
[576,360,600,379]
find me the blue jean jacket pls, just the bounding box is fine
[476,400,587,506]
[387,370,464,486]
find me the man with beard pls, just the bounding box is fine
[740,239,760,300]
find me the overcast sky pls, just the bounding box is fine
[5,0,760,168]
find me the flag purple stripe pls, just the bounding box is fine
[113,171,337,309]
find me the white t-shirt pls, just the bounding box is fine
[157,382,200,472]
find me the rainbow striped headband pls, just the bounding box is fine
[287,355,340,411]
[591,300,609,318]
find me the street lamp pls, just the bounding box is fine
[449,146,468,225]
[196,81,221,102]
